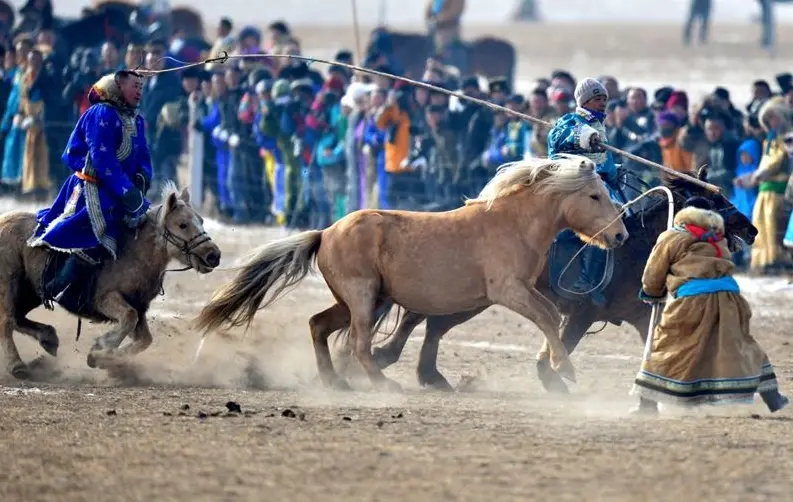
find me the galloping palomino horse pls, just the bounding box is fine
[366,28,517,89]
[355,167,759,392]
[0,184,221,379]
[195,156,628,392]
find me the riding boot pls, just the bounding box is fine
[576,247,608,307]
[760,389,790,413]
[44,254,94,313]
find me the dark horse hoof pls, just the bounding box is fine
[536,357,571,394]
[39,336,59,357]
[86,352,98,369]
[10,363,30,380]
[418,371,454,392]
[372,347,398,369]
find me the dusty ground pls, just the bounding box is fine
[1,22,792,502]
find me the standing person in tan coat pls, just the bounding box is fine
[631,197,789,415]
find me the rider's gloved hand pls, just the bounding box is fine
[121,187,150,229]
[589,134,606,153]
[133,171,150,195]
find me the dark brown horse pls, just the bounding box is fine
[342,168,758,392]
[366,28,517,89]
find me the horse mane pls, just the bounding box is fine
[465,155,600,209]
[155,180,182,224]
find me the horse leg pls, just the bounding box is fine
[536,310,596,394]
[14,318,59,357]
[14,283,58,356]
[491,283,575,382]
[416,309,484,391]
[86,291,138,368]
[310,303,353,390]
[114,315,153,358]
[372,311,426,369]
[350,304,402,393]
[0,314,27,379]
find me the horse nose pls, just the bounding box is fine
[206,251,221,268]
[615,232,626,244]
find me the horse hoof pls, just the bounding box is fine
[329,377,352,392]
[372,348,397,369]
[10,363,30,380]
[418,372,454,392]
[39,337,59,357]
[379,378,403,394]
[536,358,571,394]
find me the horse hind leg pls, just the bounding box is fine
[310,303,353,390]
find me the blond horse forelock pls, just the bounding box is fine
[465,155,600,209]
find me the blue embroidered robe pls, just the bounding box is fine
[547,107,625,204]
[28,103,152,263]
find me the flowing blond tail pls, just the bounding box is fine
[193,230,323,334]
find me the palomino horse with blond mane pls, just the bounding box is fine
[0,183,221,379]
[195,155,628,391]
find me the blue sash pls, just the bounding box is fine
[674,277,740,299]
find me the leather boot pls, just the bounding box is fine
[760,389,790,413]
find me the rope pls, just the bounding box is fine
[555,186,675,296]
[141,51,720,193]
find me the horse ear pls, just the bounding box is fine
[180,186,191,204]
[697,165,709,182]
[165,191,179,214]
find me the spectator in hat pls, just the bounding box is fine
[488,77,509,102]
[666,90,689,124]
[550,87,573,116]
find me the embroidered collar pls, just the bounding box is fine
[575,106,606,124]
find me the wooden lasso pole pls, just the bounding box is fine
[145,51,721,194]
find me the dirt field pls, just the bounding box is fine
[1,22,792,502]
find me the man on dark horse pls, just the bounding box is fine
[27,70,152,312]
[424,0,467,73]
[548,77,629,307]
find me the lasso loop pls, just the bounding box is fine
[556,186,675,297]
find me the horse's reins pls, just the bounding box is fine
[152,205,214,274]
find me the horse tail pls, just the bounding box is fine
[194,230,323,334]
[332,300,402,350]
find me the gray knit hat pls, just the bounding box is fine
[574,77,608,107]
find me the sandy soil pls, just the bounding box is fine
[0,22,792,502]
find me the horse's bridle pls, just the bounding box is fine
[153,205,214,271]
[619,170,748,249]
